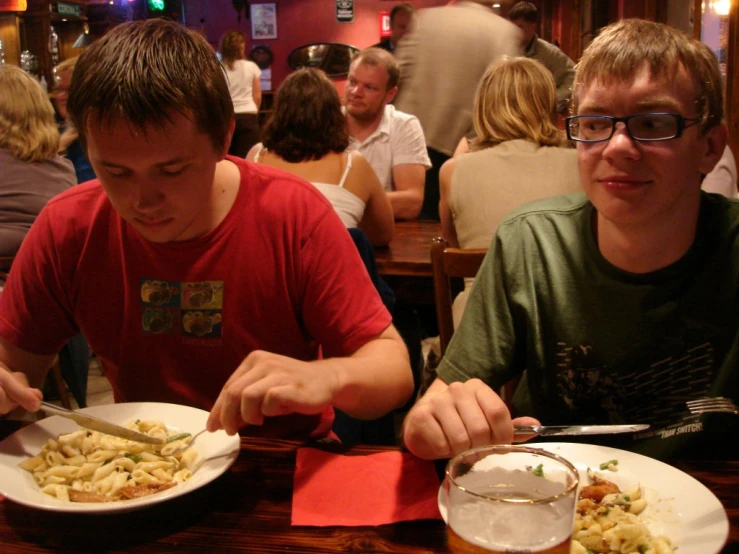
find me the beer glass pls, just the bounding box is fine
[445,445,579,554]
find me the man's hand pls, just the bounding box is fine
[0,367,42,415]
[402,378,540,460]
[206,351,341,435]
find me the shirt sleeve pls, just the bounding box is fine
[246,60,262,81]
[435,226,524,388]
[298,210,392,358]
[390,115,432,169]
[0,206,79,355]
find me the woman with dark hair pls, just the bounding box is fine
[219,30,262,157]
[247,68,394,246]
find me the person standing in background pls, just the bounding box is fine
[394,0,520,220]
[219,30,262,158]
[507,1,575,114]
[374,3,416,54]
[52,57,95,184]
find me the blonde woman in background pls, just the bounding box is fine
[439,56,580,325]
[219,30,262,157]
[248,68,394,246]
[0,65,75,260]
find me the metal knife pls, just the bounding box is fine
[513,424,650,436]
[39,401,165,445]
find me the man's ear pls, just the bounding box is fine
[220,117,236,160]
[698,123,728,176]
[384,86,399,105]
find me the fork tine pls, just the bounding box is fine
[686,397,738,415]
[687,397,734,407]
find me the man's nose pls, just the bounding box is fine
[132,185,165,212]
[602,123,641,161]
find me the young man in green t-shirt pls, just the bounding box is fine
[403,19,737,461]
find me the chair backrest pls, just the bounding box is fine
[431,237,487,355]
[430,236,520,405]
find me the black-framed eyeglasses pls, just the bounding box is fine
[566,113,701,143]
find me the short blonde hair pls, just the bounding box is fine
[471,56,563,151]
[572,19,723,133]
[0,65,60,162]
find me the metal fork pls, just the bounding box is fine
[166,429,207,456]
[686,397,738,416]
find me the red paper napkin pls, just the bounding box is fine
[292,448,443,526]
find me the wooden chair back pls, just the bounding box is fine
[431,237,487,355]
[430,237,520,404]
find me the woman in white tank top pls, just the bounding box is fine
[220,30,262,158]
[246,68,394,246]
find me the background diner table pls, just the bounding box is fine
[374,219,441,308]
[374,219,441,278]
[0,419,737,553]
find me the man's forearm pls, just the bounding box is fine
[329,327,414,419]
[389,190,423,220]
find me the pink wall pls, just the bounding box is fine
[184,0,448,92]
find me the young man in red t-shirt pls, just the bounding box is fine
[0,19,413,440]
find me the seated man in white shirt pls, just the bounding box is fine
[345,48,431,220]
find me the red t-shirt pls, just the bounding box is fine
[0,157,392,439]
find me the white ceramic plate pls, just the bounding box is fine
[438,442,729,554]
[0,402,240,514]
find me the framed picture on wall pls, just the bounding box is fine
[250,3,277,40]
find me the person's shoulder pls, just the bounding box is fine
[384,105,423,130]
[243,59,261,73]
[499,192,589,229]
[537,144,578,160]
[47,180,106,208]
[40,181,112,237]
[702,191,739,219]
[535,37,574,63]
[235,156,335,210]
[372,38,392,51]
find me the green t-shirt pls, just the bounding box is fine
[437,192,739,460]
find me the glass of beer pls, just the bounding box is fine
[445,444,579,554]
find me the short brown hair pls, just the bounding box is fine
[507,2,539,23]
[350,47,400,91]
[68,19,234,153]
[0,65,60,162]
[390,3,415,24]
[471,57,563,151]
[572,19,723,134]
[262,68,349,163]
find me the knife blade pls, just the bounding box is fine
[513,424,650,436]
[39,402,165,445]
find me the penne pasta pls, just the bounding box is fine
[19,420,199,503]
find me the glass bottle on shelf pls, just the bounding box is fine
[49,26,60,66]
[0,39,5,64]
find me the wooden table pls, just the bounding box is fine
[375,220,441,278]
[0,420,737,553]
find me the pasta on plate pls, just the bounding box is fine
[571,469,673,554]
[18,420,200,503]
